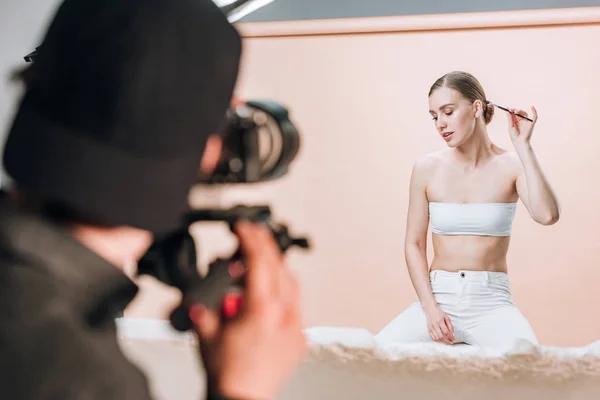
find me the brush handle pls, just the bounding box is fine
[491,103,534,122]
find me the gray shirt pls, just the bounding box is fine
[0,194,153,399]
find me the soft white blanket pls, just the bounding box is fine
[117,323,600,400]
[281,327,600,400]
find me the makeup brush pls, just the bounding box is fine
[486,101,534,122]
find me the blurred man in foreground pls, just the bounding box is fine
[0,0,306,399]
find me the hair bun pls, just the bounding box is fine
[484,101,495,124]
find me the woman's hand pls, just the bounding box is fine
[423,305,455,344]
[506,106,538,148]
[192,220,307,400]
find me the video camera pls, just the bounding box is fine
[137,100,311,332]
[23,22,311,332]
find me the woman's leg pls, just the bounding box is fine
[375,301,433,343]
[456,271,538,349]
[464,305,538,349]
[376,271,465,344]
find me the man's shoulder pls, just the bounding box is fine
[0,250,65,326]
[0,250,54,303]
[0,256,153,399]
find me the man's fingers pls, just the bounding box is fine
[235,220,284,315]
[236,220,281,271]
[235,221,273,303]
[190,305,220,342]
[279,269,303,328]
[235,220,270,265]
[234,220,300,327]
[287,269,301,306]
[278,262,300,305]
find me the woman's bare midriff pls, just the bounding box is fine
[429,234,510,273]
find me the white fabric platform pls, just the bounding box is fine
[284,327,600,400]
[117,320,600,400]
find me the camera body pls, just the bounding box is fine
[200,100,301,185]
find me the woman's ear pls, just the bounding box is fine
[474,100,484,119]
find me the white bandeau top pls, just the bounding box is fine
[428,202,517,237]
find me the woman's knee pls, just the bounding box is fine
[465,306,538,348]
[375,302,431,343]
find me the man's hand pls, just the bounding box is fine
[191,220,307,400]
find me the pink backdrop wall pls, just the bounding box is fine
[126,8,600,347]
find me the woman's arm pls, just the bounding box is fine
[404,156,455,344]
[404,157,437,310]
[506,106,560,226]
[514,144,560,226]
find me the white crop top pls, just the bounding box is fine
[428,202,517,237]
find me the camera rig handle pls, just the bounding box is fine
[137,205,311,332]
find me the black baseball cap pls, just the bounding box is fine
[3,0,242,233]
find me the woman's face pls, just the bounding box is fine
[428,87,480,148]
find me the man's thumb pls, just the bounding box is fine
[190,305,220,341]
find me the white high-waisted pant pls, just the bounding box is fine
[376,270,538,349]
